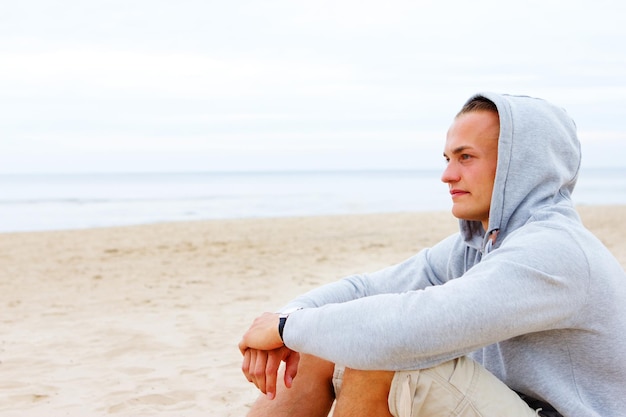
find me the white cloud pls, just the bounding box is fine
[0,0,625,173]
[0,47,357,99]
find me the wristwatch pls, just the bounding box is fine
[277,307,302,342]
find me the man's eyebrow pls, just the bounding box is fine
[443,145,473,157]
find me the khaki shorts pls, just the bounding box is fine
[333,356,543,417]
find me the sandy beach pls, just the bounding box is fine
[1,205,624,416]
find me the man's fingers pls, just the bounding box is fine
[240,347,300,400]
[283,351,300,388]
[249,349,258,385]
[264,349,284,400]
[241,349,252,382]
[252,349,268,394]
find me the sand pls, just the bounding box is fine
[1,206,624,416]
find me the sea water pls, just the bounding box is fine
[0,168,624,233]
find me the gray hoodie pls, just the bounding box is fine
[280,93,626,417]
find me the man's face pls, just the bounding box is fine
[441,110,499,231]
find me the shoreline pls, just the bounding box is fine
[2,202,624,236]
[1,205,624,416]
[3,167,625,235]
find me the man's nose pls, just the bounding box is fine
[441,163,459,184]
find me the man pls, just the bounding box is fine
[239,93,626,416]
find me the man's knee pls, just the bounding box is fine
[247,355,336,417]
[341,367,395,393]
[333,367,395,417]
[339,368,395,404]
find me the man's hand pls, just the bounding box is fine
[241,346,300,399]
[239,312,284,352]
[239,312,300,399]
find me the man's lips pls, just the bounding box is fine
[450,189,469,198]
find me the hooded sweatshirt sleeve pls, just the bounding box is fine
[282,217,592,370]
[278,232,460,312]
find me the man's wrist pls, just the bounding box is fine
[276,307,302,342]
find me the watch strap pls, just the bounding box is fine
[278,316,288,341]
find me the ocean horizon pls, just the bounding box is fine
[1,167,625,233]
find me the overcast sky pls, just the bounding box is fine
[1,0,625,173]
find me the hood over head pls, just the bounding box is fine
[459,93,581,251]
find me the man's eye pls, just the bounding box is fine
[461,154,472,160]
